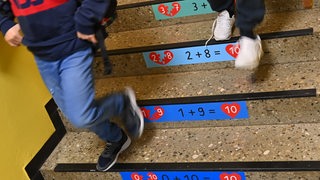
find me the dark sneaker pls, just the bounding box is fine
[96,131,131,171]
[123,87,144,138]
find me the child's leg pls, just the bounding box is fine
[205,0,236,42]
[207,0,235,17]
[234,0,265,70]
[236,0,265,39]
[35,48,123,142]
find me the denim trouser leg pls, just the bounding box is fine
[207,0,234,12]
[236,0,265,33]
[35,48,123,142]
[207,0,265,36]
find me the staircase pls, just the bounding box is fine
[40,0,320,179]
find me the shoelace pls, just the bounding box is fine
[102,142,116,156]
[205,19,217,47]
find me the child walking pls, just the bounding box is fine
[0,0,144,171]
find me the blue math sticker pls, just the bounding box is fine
[143,43,240,68]
[152,0,214,20]
[121,171,246,180]
[140,101,249,123]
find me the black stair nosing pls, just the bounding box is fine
[117,0,182,10]
[116,0,317,11]
[98,28,313,57]
[25,99,66,180]
[54,161,320,172]
[136,88,317,106]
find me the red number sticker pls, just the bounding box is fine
[158,2,181,17]
[131,173,143,180]
[226,44,240,58]
[220,173,242,180]
[221,103,240,118]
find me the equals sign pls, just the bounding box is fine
[214,51,221,55]
[209,109,215,114]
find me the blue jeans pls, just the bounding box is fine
[207,0,265,34]
[35,48,123,142]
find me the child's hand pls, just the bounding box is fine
[77,31,97,44]
[5,24,23,47]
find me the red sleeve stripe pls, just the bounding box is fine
[10,0,69,16]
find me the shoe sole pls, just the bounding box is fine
[97,136,132,172]
[125,87,144,138]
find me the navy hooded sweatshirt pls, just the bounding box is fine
[0,0,110,60]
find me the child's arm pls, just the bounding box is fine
[74,0,111,43]
[4,24,22,46]
[0,0,22,46]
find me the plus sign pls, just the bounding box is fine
[202,3,208,9]
[196,52,202,58]
[189,110,195,116]
[174,176,181,180]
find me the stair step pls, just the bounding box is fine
[94,61,320,100]
[105,8,320,50]
[41,123,320,179]
[62,59,320,132]
[93,30,318,78]
[116,0,319,11]
[110,0,318,33]
[60,89,319,132]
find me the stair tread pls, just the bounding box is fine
[105,8,320,50]
[94,33,319,78]
[116,0,318,11]
[110,1,319,33]
[42,122,320,171]
[94,61,320,100]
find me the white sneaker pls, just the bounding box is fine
[235,35,263,70]
[205,10,235,46]
[214,10,235,40]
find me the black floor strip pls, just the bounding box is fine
[137,88,317,106]
[54,161,320,172]
[102,28,313,56]
[25,99,66,180]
